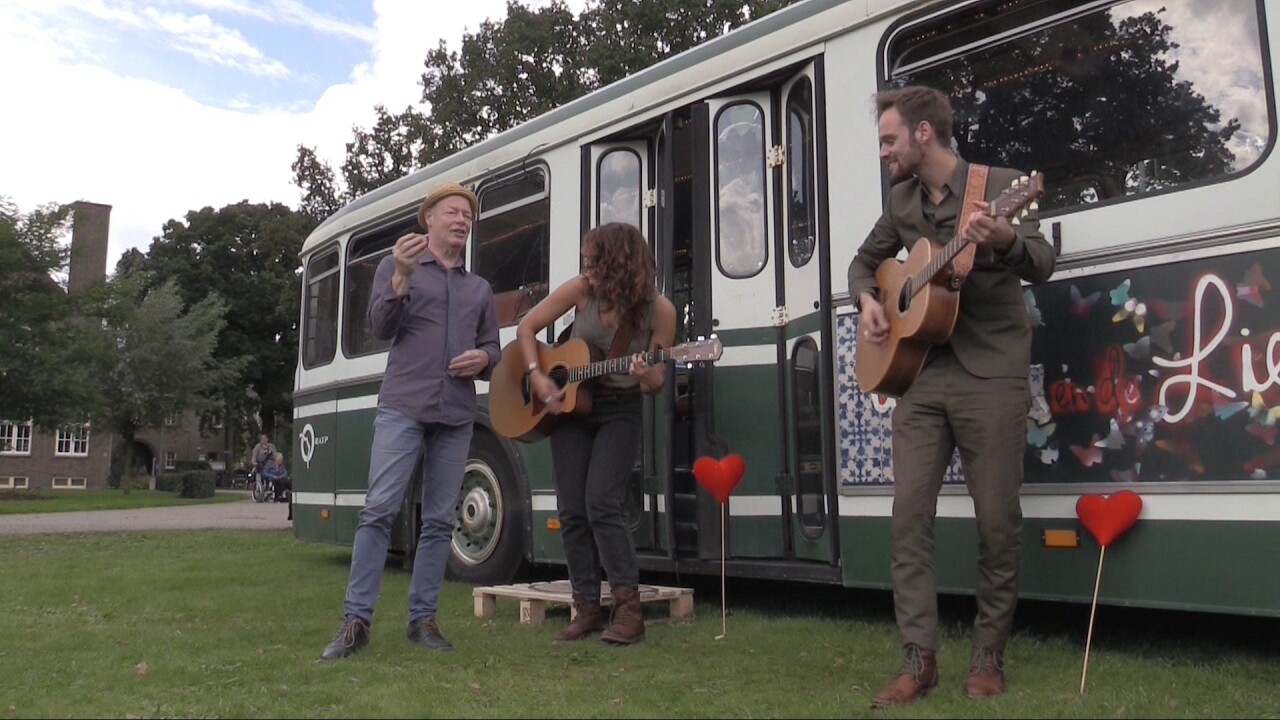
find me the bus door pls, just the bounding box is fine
[704,91,790,561]
[585,139,664,552]
[777,65,838,566]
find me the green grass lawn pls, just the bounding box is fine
[0,489,242,515]
[0,530,1276,718]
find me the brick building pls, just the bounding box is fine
[0,202,232,491]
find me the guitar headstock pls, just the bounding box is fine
[669,335,723,364]
[991,171,1044,225]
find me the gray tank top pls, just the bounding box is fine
[571,295,654,393]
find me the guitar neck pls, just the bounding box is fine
[910,234,969,292]
[568,349,669,383]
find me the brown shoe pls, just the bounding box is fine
[554,592,605,644]
[600,585,645,645]
[964,647,1006,698]
[871,644,938,708]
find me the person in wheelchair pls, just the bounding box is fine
[262,452,290,502]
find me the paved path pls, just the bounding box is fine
[0,493,292,536]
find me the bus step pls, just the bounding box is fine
[473,580,694,625]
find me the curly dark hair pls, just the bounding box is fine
[582,222,656,334]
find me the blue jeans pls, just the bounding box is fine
[342,406,473,625]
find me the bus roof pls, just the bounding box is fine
[300,0,922,257]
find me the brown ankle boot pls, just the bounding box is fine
[553,593,604,644]
[600,585,645,645]
[871,644,939,708]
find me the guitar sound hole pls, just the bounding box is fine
[548,366,569,390]
[897,282,912,314]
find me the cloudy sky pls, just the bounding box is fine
[0,0,584,268]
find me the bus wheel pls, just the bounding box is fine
[447,435,525,585]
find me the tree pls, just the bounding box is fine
[0,199,101,430]
[581,0,799,86]
[86,277,235,494]
[117,201,312,444]
[291,0,803,211]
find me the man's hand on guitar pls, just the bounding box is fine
[959,201,1016,253]
[859,293,890,345]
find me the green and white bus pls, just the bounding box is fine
[293,0,1280,616]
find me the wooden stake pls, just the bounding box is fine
[716,502,727,639]
[1080,545,1107,694]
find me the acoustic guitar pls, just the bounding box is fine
[489,336,723,442]
[856,173,1044,397]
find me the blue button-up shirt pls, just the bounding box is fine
[369,251,501,426]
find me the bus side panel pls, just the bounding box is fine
[836,244,1280,615]
[333,397,378,547]
[293,395,338,546]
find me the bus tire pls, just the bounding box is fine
[446,433,526,585]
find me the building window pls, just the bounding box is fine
[164,451,177,470]
[55,423,90,457]
[164,412,181,427]
[0,476,30,490]
[0,421,33,455]
[51,477,87,490]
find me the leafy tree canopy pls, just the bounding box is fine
[292,0,802,216]
[0,199,101,430]
[117,201,313,438]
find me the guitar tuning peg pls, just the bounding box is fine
[697,335,705,341]
[1030,201,1039,212]
[1031,169,1039,176]
[1012,178,1021,188]
[1011,216,1021,226]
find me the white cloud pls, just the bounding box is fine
[188,0,378,44]
[0,0,585,269]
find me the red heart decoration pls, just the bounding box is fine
[692,454,745,504]
[1075,490,1143,547]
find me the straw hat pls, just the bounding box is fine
[418,181,479,230]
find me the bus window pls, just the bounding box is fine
[302,248,339,369]
[343,217,417,358]
[474,167,550,327]
[785,77,816,268]
[597,148,642,229]
[888,0,1271,215]
[714,102,767,278]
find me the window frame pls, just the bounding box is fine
[55,423,90,457]
[713,99,770,280]
[301,246,341,369]
[0,420,32,456]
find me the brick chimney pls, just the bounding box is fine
[68,201,111,294]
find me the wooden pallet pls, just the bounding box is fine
[473,580,694,625]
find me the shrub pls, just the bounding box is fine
[155,473,184,493]
[173,460,212,472]
[178,470,216,499]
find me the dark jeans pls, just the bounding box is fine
[550,394,642,598]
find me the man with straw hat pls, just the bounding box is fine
[321,180,500,660]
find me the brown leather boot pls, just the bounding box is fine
[553,592,605,644]
[600,585,645,645]
[871,643,939,708]
[964,647,1006,698]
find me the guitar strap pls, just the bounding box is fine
[607,319,634,362]
[949,162,990,288]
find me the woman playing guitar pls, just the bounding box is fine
[514,222,677,647]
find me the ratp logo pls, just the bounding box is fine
[298,423,329,469]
